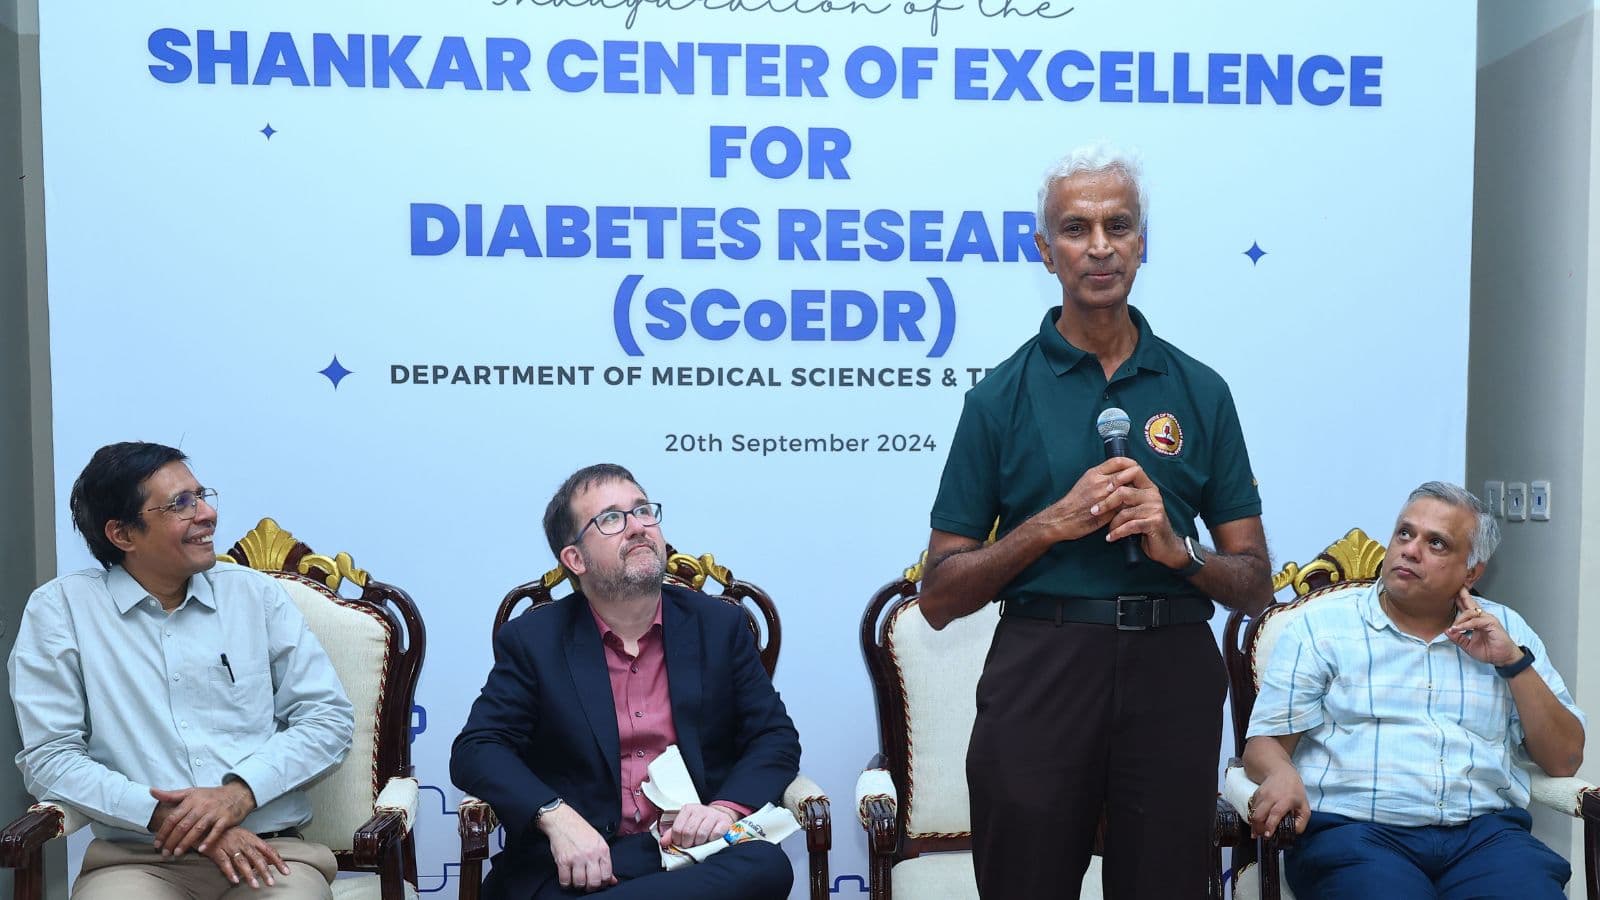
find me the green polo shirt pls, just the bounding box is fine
[930,305,1261,602]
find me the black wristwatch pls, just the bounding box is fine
[1178,536,1207,578]
[533,797,565,822]
[1495,645,1536,680]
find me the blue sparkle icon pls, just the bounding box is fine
[318,356,352,389]
[261,123,277,140]
[1243,242,1267,265]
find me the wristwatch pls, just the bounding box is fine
[533,797,565,822]
[1495,645,1536,680]
[1178,536,1207,578]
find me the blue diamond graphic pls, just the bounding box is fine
[261,123,277,140]
[318,356,352,389]
[1244,241,1266,265]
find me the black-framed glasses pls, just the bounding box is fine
[145,488,218,520]
[572,502,663,543]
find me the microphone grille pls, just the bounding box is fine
[1096,407,1132,440]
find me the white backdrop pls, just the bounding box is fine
[40,1,1475,895]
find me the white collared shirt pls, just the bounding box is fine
[1246,583,1585,826]
[9,563,354,842]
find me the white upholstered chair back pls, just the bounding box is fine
[273,575,395,852]
[860,585,1106,899]
[1247,583,1368,694]
[883,599,998,837]
[216,516,425,900]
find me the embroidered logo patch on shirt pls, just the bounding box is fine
[1144,413,1184,457]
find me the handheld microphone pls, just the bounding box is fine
[1095,408,1142,567]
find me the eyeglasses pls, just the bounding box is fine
[572,502,663,543]
[145,488,219,520]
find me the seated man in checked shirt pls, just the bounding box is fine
[1242,481,1585,900]
[9,441,354,899]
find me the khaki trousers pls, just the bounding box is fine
[73,837,338,900]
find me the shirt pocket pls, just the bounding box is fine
[205,668,275,735]
[1458,684,1513,744]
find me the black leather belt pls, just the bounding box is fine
[999,594,1213,630]
[256,828,303,841]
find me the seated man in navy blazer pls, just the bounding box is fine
[451,463,801,899]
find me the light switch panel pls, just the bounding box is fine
[1505,482,1528,522]
[1530,480,1550,521]
[1483,481,1504,518]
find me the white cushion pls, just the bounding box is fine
[890,851,1103,899]
[1220,765,1256,820]
[1530,772,1598,817]
[885,601,999,837]
[854,768,897,829]
[1233,861,1294,900]
[781,773,827,824]
[28,801,89,839]
[331,873,419,900]
[374,777,419,831]
[277,577,394,851]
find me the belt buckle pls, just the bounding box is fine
[1115,594,1152,631]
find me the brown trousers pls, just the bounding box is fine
[73,836,338,900]
[967,618,1227,900]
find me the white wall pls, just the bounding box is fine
[0,0,57,894]
[0,17,34,900]
[1470,0,1599,874]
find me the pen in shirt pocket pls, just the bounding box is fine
[220,653,236,683]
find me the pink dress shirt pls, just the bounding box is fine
[590,601,751,837]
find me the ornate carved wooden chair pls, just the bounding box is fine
[454,547,832,900]
[0,518,427,900]
[1220,528,1600,899]
[854,553,1240,900]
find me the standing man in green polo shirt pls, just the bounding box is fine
[921,143,1274,899]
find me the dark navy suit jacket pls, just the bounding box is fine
[450,583,801,900]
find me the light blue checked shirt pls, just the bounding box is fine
[8,563,354,843]
[1246,583,1585,827]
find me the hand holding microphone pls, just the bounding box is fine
[1095,408,1144,567]
[1091,408,1196,573]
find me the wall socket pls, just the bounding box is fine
[1483,480,1504,518]
[1505,482,1528,521]
[1530,480,1551,521]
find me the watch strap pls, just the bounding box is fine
[1178,536,1205,578]
[1495,645,1536,679]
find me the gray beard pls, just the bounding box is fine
[579,544,665,598]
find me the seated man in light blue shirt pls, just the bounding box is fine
[8,442,355,899]
[1243,481,1586,899]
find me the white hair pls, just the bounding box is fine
[1406,481,1502,568]
[1036,142,1148,236]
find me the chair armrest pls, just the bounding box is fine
[854,763,898,856]
[0,804,70,867]
[351,778,417,868]
[352,812,408,869]
[1580,784,1600,823]
[1222,762,1298,848]
[374,777,419,833]
[1530,771,1599,818]
[459,796,499,863]
[1219,763,1255,818]
[1214,793,1246,846]
[783,774,832,853]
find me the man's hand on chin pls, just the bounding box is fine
[539,804,618,893]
